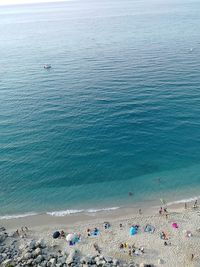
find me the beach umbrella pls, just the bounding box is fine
[53,231,60,239]
[66,233,75,242]
[186,231,192,237]
[172,223,178,229]
[184,230,192,237]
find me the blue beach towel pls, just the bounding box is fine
[130,227,137,236]
[91,229,100,236]
[144,224,155,233]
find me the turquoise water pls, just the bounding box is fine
[1,0,200,216]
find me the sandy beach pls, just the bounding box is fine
[1,201,200,267]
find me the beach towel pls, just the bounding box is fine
[144,224,155,233]
[130,227,137,236]
[91,229,100,236]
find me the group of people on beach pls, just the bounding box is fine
[160,231,169,241]
[87,227,99,237]
[103,222,111,229]
[15,226,29,238]
[119,242,144,257]
[184,199,198,209]
[48,200,199,262]
[159,207,169,219]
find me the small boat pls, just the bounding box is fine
[44,64,52,69]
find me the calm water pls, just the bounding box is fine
[0,0,200,216]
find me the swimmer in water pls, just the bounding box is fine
[155,177,162,184]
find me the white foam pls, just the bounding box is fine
[167,196,200,206]
[0,212,38,220]
[47,207,120,217]
[0,206,120,220]
[46,209,84,216]
[86,207,120,213]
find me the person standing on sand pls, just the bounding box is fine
[139,209,142,215]
[193,200,198,209]
[163,207,168,219]
[185,202,187,209]
[159,207,163,215]
[87,229,91,237]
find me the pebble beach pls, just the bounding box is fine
[1,201,200,267]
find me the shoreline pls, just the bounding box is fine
[2,181,200,223]
[1,192,199,267]
[1,195,198,231]
[1,199,200,267]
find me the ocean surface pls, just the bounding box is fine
[1,0,200,218]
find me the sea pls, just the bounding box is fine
[0,0,200,219]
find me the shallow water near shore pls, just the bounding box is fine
[1,0,200,217]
